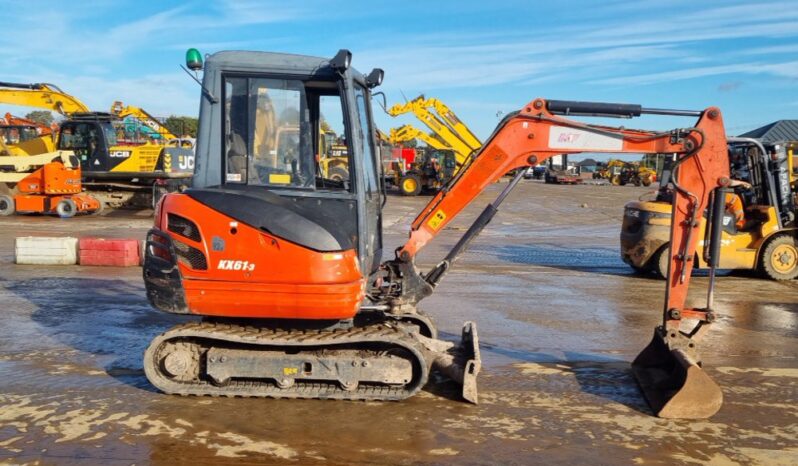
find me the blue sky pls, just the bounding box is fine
[1,0,797,143]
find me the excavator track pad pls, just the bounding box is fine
[144,320,481,402]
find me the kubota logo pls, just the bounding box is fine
[217,260,255,271]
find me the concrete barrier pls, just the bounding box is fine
[15,237,79,265]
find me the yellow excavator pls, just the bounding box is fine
[385,97,481,195]
[0,119,56,156]
[0,82,194,207]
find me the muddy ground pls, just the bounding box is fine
[0,181,795,465]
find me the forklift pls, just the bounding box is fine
[621,139,797,279]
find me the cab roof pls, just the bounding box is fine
[205,50,366,82]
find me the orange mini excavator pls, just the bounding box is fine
[143,49,730,418]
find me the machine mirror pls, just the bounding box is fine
[186,48,203,71]
[366,68,384,88]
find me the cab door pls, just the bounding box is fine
[353,84,383,275]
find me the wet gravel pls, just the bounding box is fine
[0,180,795,465]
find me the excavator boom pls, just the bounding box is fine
[110,101,179,141]
[0,82,90,115]
[388,124,448,150]
[2,113,53,136]
[379,98,729,418]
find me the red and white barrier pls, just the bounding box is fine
[78,238,141,267]
[14,236,143,267]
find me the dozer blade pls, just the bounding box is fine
[632,329,723,419]
[425,321,482,404]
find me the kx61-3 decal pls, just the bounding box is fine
[217,260,255,271]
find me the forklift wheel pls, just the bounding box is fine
[56,199,77,218]
[0,194,15,216]
[760,235,798,280]
[399,174,422,196]
[652,245,670,279]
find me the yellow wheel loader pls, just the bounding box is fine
[621,139,797,280]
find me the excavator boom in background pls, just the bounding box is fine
[2,113,54,136]
[142,49,730,419]
[388,124,448,151]
[110,101,196,150]
[387,95,482,166]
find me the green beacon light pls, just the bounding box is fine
[186,48,203,71]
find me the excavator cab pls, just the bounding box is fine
[0,124,38,145]
[57,113,119,173]
[185,49,383,279]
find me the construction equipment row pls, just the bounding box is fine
[0,82,194,209]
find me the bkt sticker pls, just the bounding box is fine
[217,260,255,271]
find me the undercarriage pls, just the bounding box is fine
[144,316,480,402]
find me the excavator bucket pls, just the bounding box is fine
[632,330,723,419]
[423,321,481,403]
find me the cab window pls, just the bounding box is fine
[58,123,103,159]
[223,76,350,191]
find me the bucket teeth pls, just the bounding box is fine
[632,328,723,419]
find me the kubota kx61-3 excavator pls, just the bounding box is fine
[143,49,731,419]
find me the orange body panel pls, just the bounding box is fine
[183,280,364,319]
[18,163,82,195]
[158,193,365,320]
[14,192,99,214]
[13,195,46,212]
